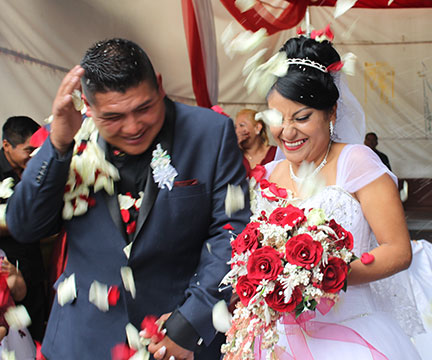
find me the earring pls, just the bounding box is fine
[329,122,334,139]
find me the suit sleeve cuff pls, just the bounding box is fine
[164,309,202,351]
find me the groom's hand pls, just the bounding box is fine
[148,334,194,360]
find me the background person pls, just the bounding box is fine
[364,131,391,170]
[0,116,46,343]
[234,108,276,177]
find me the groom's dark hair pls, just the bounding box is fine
[80,38,158,104]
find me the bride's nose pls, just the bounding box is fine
[281,120,297,139]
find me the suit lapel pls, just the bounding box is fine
[133,98,176,242]
[97,135,125,239]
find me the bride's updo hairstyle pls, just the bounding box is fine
[271,36,340,112]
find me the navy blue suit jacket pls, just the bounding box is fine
[6,101,250,359]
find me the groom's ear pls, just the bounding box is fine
[82,94,93,118]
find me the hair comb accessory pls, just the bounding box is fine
[287,58,328,73]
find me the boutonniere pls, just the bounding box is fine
[150,144,178,191]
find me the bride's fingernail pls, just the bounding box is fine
[157,346,166,357]
[169,356,175,360]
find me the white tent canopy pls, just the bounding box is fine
[1,0,431,178]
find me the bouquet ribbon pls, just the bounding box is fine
[254,310,389,360]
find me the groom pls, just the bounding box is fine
[6,38,249,359]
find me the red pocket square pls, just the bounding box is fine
[174,179,199,187]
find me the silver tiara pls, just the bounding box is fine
[286,58,328,73]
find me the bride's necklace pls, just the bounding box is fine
[289,141,332,183]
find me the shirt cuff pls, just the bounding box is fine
[164,309,202,351]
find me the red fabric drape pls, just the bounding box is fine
[181,0,212,108]
[220,0,308,35]
[315,0,432,8]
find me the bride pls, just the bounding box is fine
[233,35,422,359]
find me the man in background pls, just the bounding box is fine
[364,132,392,170]
[0,115,47,342]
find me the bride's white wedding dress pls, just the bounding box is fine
[252,144,422,359]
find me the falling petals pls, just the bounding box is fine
[118,194,136,210]
[89,280,109,312]
[400,180,408,202]
[296,161,326,199]
[0,177,14,199]
[341,52,357,76]
[222,24,267,59]
[71,89,86,113]
[223,223,234,231]
[123,243,132,259]
[121,266,136,299]
[361,252,375,265]
[57,273,77,306]
[334,0,358,18]
[1,350,15,360]
[255,109,283,127]
[225,184,245,217]
[126,323,142,350]
[5,305,32,330]
[108,286,120,306]
[141,315,165,343]
[35,341,46,360]
[111,343,137,360]
[212,300,232,333]
[235,0,256,12]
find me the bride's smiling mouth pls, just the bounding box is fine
[283,139,307,151]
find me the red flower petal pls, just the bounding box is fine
[141,315,165,342]
[87,197,96,208]
[327,61,344,72]
[360,252,375,265]
[29,127,50,148]
[35,341,46,360]
[121,209,130,223]
[111,343,137,360]
[126,221,136,235]
[223,223,234,231]
[108,286,120,306]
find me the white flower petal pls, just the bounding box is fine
[129,348,150,360]
[72,89,85,112]
[73,197,89,217]
[5,305,32,330]
[212,300,232,333]
[126,323,142,350]
[235,0,256,12]
[89,280,109,312]
[0,177,15,199]
[255,109,283,127]
[334,0,357,18]
[121,266,136,299]
[118,194,136,210]
[242,48,268,77]
[400,180,408,202]
[123,243,133,259]
[341,52,357,76]
[62,201,74,220]
[57,273,77,306]
[225,184,245,217]
[1,349,16,360]
[0,204,7,227]
[230,28,267,55]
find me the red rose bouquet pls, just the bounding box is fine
[221,204,356,359]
